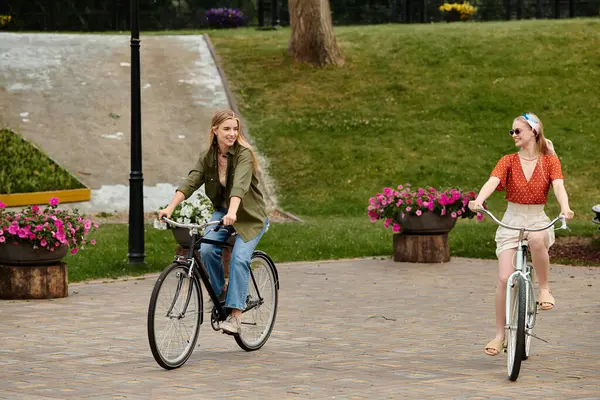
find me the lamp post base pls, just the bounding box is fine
[127,252,146,265]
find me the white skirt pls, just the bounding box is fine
[495,202,555,257]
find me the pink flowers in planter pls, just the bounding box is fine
[0,198,98,254]
[368,184,485,232]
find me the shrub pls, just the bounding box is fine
[205,8,247,29]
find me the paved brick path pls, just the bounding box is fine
[1,258,599,399]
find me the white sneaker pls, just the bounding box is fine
[220,315,241,335]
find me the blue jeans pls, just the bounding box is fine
[200,209,268,310]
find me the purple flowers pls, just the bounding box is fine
[368,184,485,232]
[205,8,247,29]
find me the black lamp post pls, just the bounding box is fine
[271,0,279,27]
[257,0,278,29]
[128,0,145,265]
[258,0,264,27]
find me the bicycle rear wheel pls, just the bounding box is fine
[235,251,279,351]
[148,263,202,369]
[507,275,527,381]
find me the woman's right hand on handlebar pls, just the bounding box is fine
[157,208,173,221]
[468,200,484,213]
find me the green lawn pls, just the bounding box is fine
[208,20,599,219]
[63,19,600,280]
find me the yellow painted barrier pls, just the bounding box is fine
[0,188,91,207]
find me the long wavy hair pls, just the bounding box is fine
[208,109,258,172]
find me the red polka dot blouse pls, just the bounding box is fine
[490,153,564,204]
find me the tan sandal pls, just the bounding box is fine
[539,290,555,310]
[484,338,506,356]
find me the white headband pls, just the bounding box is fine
[522,113,540,133]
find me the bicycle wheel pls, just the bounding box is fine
[507,275,527,381]
[235,251,279,351]
[524,264,537,360]
[148,263,203,369]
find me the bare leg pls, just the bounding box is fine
[231,309,242,318]
[487,249,517,355]
[528,231,554,309]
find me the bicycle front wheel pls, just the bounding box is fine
[524,264,537,360]
[235,251,279,351]
[507,275,527,381]
[147,263,202,369]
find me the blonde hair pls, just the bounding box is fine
[514,112,557,184]
[513,112,554,156]
[208,109,259,172]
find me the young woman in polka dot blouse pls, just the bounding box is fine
[468,113,574,357]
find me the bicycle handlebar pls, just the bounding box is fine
[162,217,222,231]
[474,207,567,232]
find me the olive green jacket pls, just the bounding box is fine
[177,142,267,242]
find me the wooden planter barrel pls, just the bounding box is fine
[393,234,450,263]
[393,213,456,263]
[0,262,68,299]
[0,243,69,299]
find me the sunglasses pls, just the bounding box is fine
[509,128,529,136]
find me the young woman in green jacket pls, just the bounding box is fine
[158,109,268,335]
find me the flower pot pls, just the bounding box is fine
[395,212,458,235]
[0,243,69,266]
[172,227,193,248]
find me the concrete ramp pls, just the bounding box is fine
[0,33,264,213]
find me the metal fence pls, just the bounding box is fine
[1,0,598,31]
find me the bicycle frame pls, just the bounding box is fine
[173,228,233,323]
[475,208,566,329]
[505,239,531,329]
[164,217,266,324]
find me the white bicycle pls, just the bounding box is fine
[477,208,567,381]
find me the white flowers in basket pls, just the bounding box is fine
[154,192,214,235]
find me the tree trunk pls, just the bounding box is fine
[288,0,344,67]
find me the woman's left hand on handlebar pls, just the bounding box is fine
[223,212,237,226]
[561,208,574,219]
